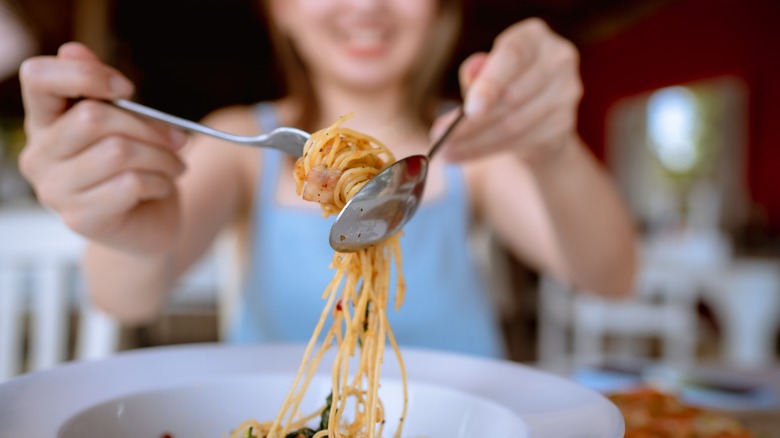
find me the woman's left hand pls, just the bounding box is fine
[435,18,583,163]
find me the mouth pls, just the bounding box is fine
[338,26,392,57]
[347,29,384,47]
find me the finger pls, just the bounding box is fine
[458,52,488,95]
[451,105,573,163]
[446,55,552,146]
[446,75,570,161]
[62,136,186,193]
[58,170,174,238]
[20,55,134,133]
[446,38,577,151]
[57,41,102,62]
[73,171,174,221]
[39,99,187,160]
[463,18,546,117]
[447,105,554,162]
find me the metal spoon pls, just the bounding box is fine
[329,107,465,252]
[110,99,310,156]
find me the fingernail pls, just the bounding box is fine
[110,75,134,97]
[464,95,486,117]
[169,128,188,148]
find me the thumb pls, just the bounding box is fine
[56,42,135,98]
[458,52,488,98]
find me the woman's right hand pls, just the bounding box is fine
[18,42,188,255]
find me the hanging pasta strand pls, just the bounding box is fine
[230,114,408,438]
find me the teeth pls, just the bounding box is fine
[347,29,383,46]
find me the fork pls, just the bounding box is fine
[110,99,310,156]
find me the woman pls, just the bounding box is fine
[18,0,636,357]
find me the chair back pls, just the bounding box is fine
[0,207,119,381]
[539,260,699,370]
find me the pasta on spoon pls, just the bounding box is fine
[230,114,408,438]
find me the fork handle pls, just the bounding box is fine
[110,99,307,156]
[110,98,243,141]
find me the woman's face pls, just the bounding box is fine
[270,0,438,91]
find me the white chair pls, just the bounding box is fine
[642,230,780,368]
[538,258,700,371]
[156,227,243,343]
[213,227,245,340]
[0,206,119,381]
[704,259,780,368]
[151,226,245,342]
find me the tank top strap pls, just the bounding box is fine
[251,102,284,202]
[252,101,281,133]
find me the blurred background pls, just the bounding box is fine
[1,0,779,430]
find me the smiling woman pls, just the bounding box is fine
[262,0,462,129]
[17,0,636,382]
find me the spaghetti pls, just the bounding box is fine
[230,114,408,438]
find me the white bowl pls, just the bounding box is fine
[0,344,623,437]
[59,374,528,438]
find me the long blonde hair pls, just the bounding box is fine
[259,0,462,130]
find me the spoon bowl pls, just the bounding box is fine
[329,155,429,252]
[329,108,464,252]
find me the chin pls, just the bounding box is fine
[335,75,401,92]
[331,58,410,89]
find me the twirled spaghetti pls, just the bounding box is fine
[230,114,408,438]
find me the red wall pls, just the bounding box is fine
[577,0,780,232]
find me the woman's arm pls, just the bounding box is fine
[439,18,637,297]
[18,42,257,323]
[84,106,257,324]
[470,136,637,298]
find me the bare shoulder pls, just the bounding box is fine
[183,104,264,191]
[200,104,259,134]
[193,98,297,171]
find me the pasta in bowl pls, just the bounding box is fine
[0,343,625,437]
[57,374,528,438]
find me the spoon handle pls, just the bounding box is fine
[427,106,465,159]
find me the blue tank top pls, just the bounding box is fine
[229,103,504,358]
